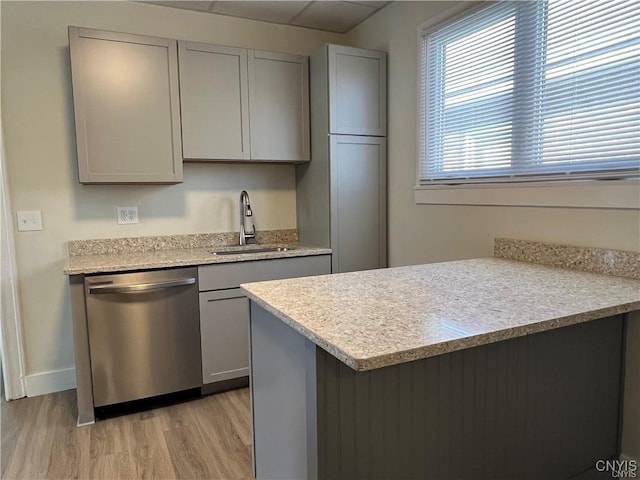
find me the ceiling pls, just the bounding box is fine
[142,1,390,33]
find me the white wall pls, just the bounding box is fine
[0,0,343,393]
[345,0,640,460]
[345,1,640,266]
[1,121,27,400]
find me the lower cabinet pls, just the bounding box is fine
[199,289,249,385]
[198,254,331,390]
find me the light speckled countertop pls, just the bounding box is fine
[241,258,640,371]
[64,244,331,275]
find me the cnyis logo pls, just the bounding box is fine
[595,459,638,478]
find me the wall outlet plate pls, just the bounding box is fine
[16,210,43,231]
[116,206,139,225]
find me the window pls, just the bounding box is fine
[418,0,640,186]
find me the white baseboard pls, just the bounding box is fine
[24,367,76,397]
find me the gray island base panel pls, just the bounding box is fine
[250,302,624,480]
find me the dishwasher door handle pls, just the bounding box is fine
[88,277,196,294]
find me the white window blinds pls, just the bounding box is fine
[418,0,640,185]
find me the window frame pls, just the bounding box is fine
[415,0,640,193]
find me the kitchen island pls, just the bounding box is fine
[241,251,640,479]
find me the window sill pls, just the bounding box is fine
[414,180,640,210]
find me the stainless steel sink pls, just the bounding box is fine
[210,246,296,256]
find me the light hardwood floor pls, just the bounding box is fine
[1,387,615,480]
[1,388,254,480]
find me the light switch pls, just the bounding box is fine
[16,210,43,231]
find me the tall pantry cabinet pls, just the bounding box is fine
[296,45,387,273]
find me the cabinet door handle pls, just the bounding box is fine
[201,288,246,301]
[88,277,196,294]
[207,294,245,301]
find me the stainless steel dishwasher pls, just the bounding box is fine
[85,267,201,407]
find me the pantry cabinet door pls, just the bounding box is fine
[330,136,387,273]
[328,45,386,137]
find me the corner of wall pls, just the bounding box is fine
[621,311,640,461]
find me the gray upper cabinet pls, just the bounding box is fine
[248,50,310,162]
[68,27,183,184]
[328,45,386,137]
[178,44,309,163]
[178,42,250,161]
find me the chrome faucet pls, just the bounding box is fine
[239,190,256,245]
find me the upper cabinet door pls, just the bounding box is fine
[68,27,183,184]
[248,50,310,162]
[178,42,250,161]
[328,45,387,137]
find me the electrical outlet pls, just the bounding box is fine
[116,206,139,225]
[16,210,43,231]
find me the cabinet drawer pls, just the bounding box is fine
[198,254,330,291]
